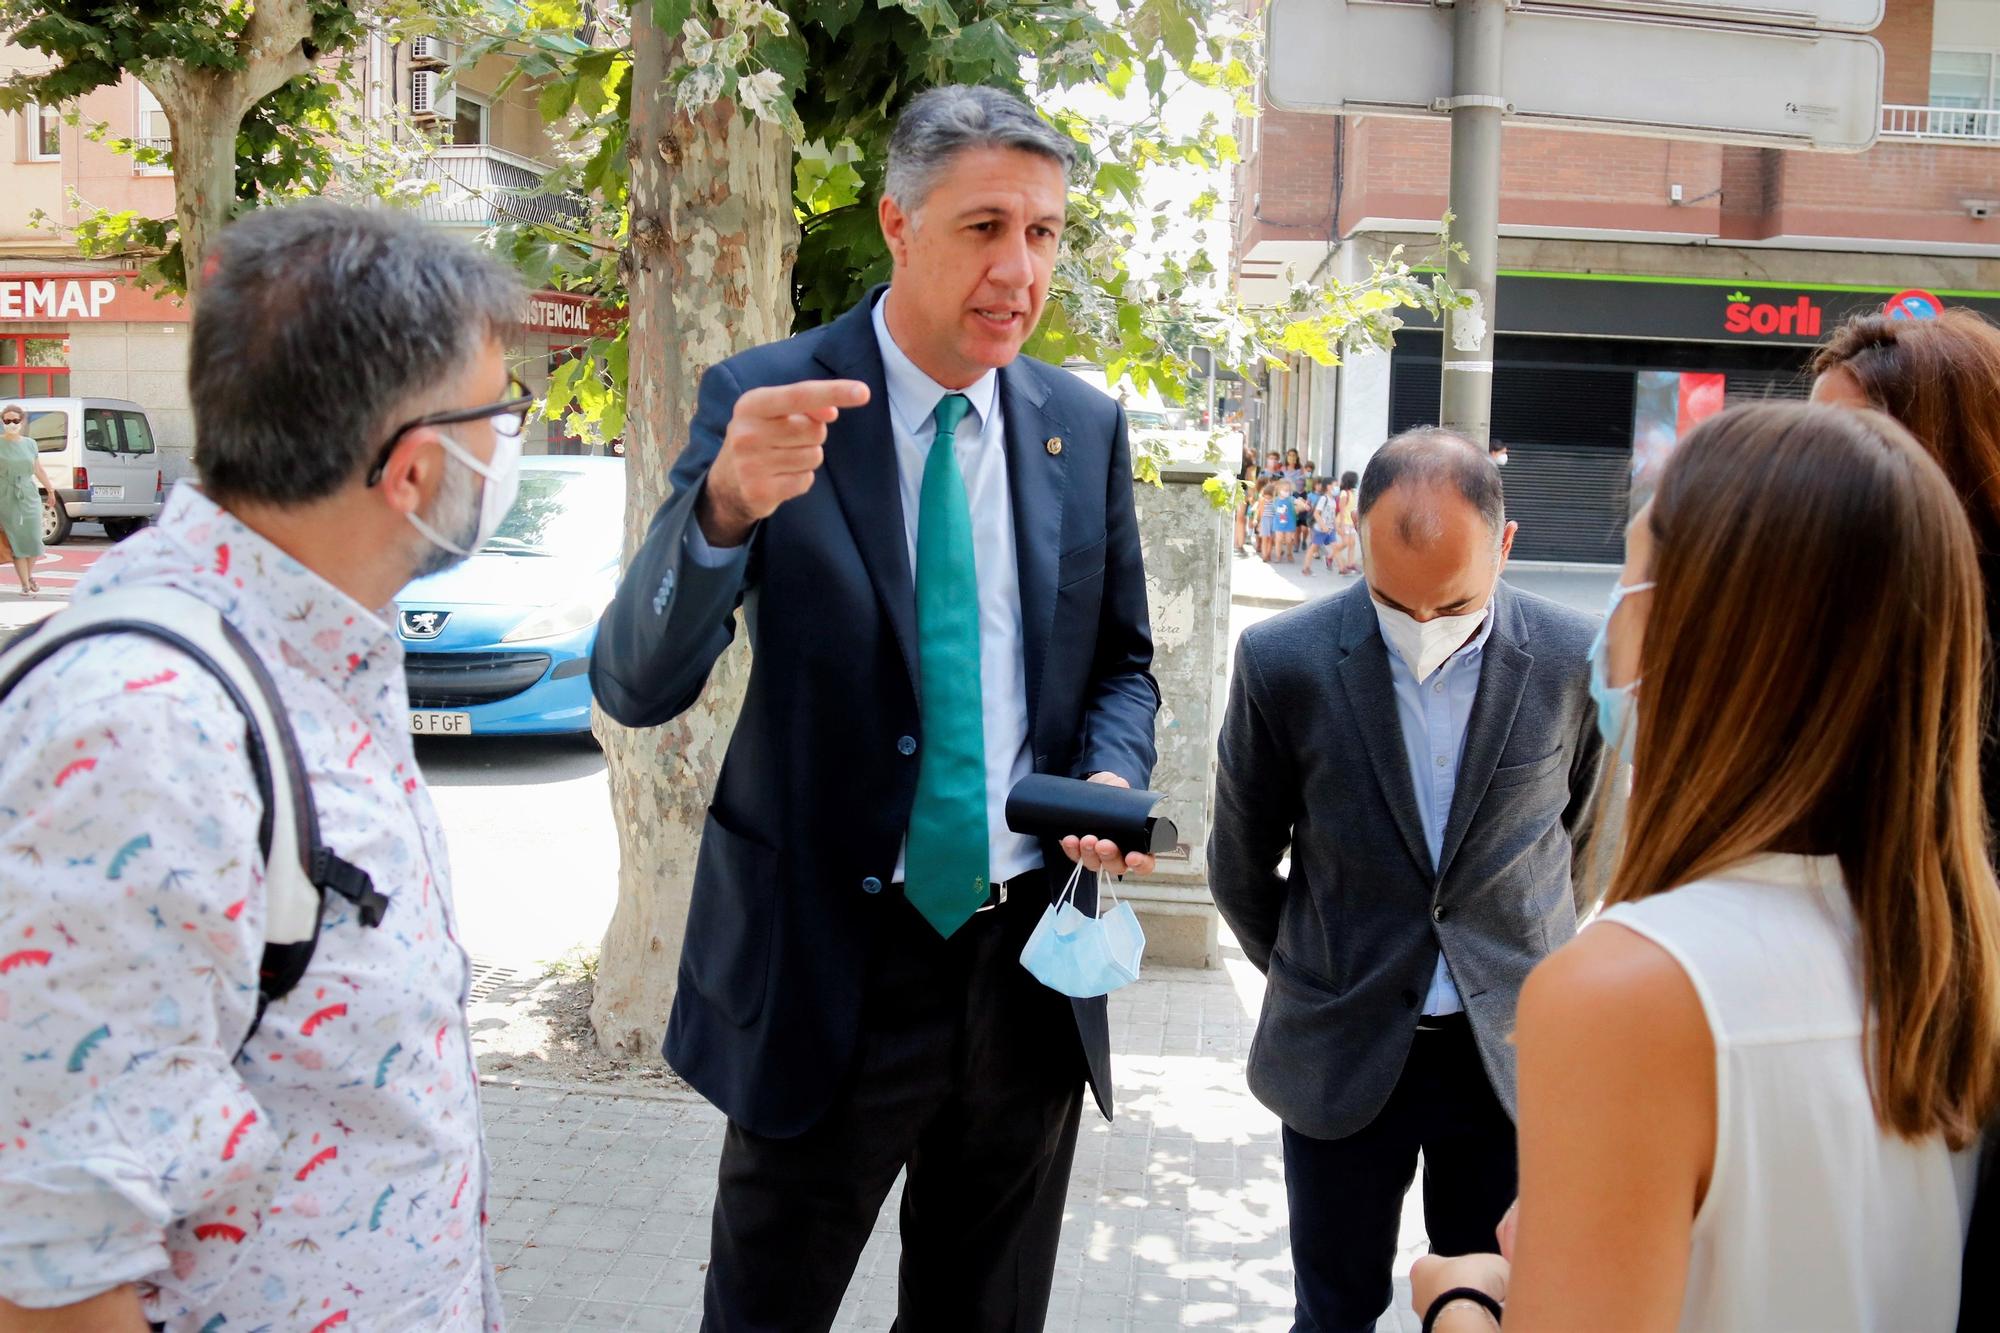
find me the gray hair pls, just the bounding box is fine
[191,201,522,506]
[1358,426,1507,547]
[884,85,1078,213]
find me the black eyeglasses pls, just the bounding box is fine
[366,378,533,486]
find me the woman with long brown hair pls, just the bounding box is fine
[1808,307,2000,1332]
[1810,310,2000,817]
[1409,403,2000,1332]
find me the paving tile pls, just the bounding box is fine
[483,957,1438,1330]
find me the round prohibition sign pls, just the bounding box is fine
[1884,289,1943,321]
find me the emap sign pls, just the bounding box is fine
[1403,273,2000,345]
[0,273,188,323]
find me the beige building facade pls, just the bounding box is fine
[2,34,605,486]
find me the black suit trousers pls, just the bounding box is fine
[702,875,1087,1333]
[1281,1016,1517,1333]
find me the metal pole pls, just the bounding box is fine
[1440,0,1506,446]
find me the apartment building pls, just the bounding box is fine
[2,33,603,485]
[1234,0,2000,560]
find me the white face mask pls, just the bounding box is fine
[407,430,521,558]
[1372,598,1489,683]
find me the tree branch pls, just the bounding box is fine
[233,0,320,113]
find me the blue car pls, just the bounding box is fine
[395,455,624,737]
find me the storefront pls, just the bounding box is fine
[1389,273,2000,562]
[0,267,621,484]
[0,268,195,479]
[516,289,622,457]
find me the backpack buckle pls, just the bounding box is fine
[311,848,389,928]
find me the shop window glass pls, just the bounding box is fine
[0,335,69,396]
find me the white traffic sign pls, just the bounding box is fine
[1544,0,1882,33]
[1265,0,1885,151]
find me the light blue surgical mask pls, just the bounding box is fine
[1588,579,1654,765]
[1019,864,1146,999]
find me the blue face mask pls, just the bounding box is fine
[1019,865,1146,999]
[1588,580,1654,765]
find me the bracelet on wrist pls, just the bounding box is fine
[1422,1286,1504,1332]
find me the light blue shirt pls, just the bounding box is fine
[687,292,1041,885]
[1376,602,1496,1017]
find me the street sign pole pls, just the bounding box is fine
[1442,0,1506,447]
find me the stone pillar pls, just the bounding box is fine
[1126,464,1231,968]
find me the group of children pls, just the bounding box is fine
[1253,467,1360,576]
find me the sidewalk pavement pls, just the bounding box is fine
[1227,546,1349,611]
[481,939,1432,1332]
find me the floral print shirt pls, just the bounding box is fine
[0,485,501,1331]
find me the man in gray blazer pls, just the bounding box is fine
[1210,428,1604,1333]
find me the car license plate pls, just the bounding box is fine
[91,485,124,501]
[410,711,473,736]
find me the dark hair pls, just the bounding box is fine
[1358,426,1505,543]
[1340,470,1359,490]
[190,201,522,507]
[885,85,1077,211]
[1812,311,2000,559]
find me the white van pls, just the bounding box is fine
[9,397,165,545]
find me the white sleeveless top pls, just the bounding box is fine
[1597,853,1977,1333]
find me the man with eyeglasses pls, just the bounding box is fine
[0,202,519,1332]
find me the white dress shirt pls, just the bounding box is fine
[0,487,498,1329]
[1376,601,1496,1017]
[686,292,1041,885]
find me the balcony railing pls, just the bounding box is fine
[414,145,588,229]
[1880,104,2000,144]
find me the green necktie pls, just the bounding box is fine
[904,393,990,938]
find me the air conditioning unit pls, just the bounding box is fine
[411,69,455,121]
[408,36,452,68]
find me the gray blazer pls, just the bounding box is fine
[1209,580,1603,1141]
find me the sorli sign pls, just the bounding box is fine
[1723,292,1824,338]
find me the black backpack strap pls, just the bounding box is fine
[0,601,386,1056]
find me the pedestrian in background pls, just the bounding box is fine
[1255,478,1278,562]
[0,403,60,597]
[1334,470,1361,575]
[1236,433,1260,553]
[1211,429,1603,1333]
[1808,308,2000,1331]
[1810,310,2000,827]
[1272,477,1299,563]
[1411,402,2000,1333]
[1303,479,1339,577]
[0,202,518,1332]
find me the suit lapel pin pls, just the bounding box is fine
[1046,436,1063,456]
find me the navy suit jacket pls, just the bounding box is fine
[591,289,1160,1136]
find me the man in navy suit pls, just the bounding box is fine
[592,85,1160,1331]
